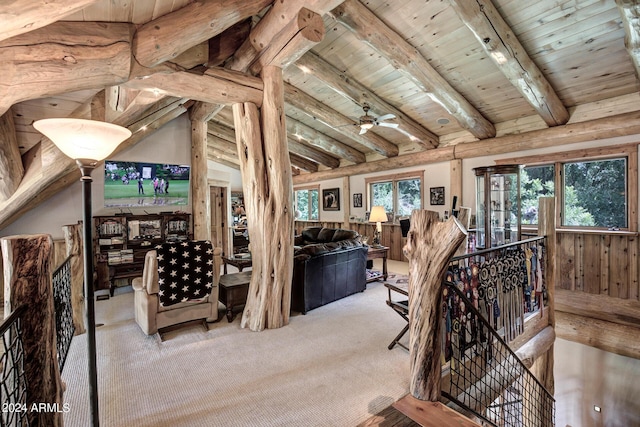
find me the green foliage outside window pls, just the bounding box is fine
[295,189,318,221]
[370,177,421,217]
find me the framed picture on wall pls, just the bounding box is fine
[353,193,363,208]
[322,188,340,211]
[430,186,445,205]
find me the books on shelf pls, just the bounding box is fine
[107,249,134,265]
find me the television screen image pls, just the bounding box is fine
[104,161,190,208]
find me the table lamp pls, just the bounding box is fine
[33,118,131,427]
[369,205,388,247]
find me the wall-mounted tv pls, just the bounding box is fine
[104,161,190,208]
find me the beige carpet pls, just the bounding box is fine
[62,275,411,426]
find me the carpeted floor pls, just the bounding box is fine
[62,274,411,427]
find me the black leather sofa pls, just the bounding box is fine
[291,227,368,314]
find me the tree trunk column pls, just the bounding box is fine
[191,119,211,242]
[1,234,64,427]
[234,65,294,332]
[403,211,467,401]
[62,222,86,335]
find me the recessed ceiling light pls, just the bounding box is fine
[437,118,450,125]
[594,405,601,413]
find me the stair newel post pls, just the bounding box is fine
[62,221,86,335]
[403,210,467,400]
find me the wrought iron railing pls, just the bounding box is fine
[440,237,554,426]
[0,305,29,427]
[52,256,75,373]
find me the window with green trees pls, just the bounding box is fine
[368,173,422,218]
[520,156,628,229]
[294,187,319,221]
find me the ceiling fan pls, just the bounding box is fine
[356,103,399,135]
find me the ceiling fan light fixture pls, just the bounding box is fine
[360,122,374,130]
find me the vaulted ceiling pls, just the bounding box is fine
[1,0,640,229]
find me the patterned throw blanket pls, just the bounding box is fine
[156,240,214,307]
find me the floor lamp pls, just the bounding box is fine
[369,205,388,248]
[33,118,131,427]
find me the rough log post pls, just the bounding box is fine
[235,65,294,331]
[1,234,64,427]
[403,211,467,400]
[0,108,24,202]
[533,196,556,394]
[191,120,212,239]
[62,222,86,335]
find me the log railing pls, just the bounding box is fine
[0,304,29,427]
[52,255,76,373]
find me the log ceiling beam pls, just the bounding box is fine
[0,109,24,202]
[289,152,319,173]
[131,0,272,68]
[293,110,640,184]
[328,0,495,140]
[0,0,98,43]
[450,0,569,127]
[125,67,264,107]
[285,82,399,157]
[293,51,439,148]
[249,7,325,75]
[286,117,366,164]
[0,21,134,116]
[616,0,640,81]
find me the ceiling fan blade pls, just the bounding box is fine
[378,122,399,128]
[359,127,368,135]
[376,113,396,122]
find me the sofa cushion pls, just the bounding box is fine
[301,227,323,243]
[332,229,358,242]
[317,227,336,243]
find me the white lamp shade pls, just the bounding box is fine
[369,205,388,223]
[33,118,132,162]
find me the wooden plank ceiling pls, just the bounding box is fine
[1,0,639,226]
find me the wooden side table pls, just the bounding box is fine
[222,255,252,274]
[218,271,251,322]
[367,245,388,283]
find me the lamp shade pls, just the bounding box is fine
[369,205,388,223]
[33,118,131,162]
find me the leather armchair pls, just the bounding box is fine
[132,240,221,335]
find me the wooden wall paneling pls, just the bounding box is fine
[558,233,576,290]
[629,150,638,232]
[600,234,611,295]
[631,236,639,300]
[574,233,584,292]
[609,235,629,299]
[582,234,601,294]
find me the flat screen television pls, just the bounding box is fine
[104,161,190,208]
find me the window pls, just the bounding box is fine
[294,187,319,221]
[521,165,555,224]
[367,172,423,219]
[515,146,634,230]
[562,158,627,228]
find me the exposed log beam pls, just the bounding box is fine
[0,21,134,116]
[128,98,190,134]
[450,0,568,127]
[210,110,340,168]
[125,67,264,107]
[208,135,238,157]
[0,0,98,42]
[132,0,272,68]
[285,83,399,157]
[249,8,325,74]
[209,19,252,67]
[286,117,366,164]
[328,0,495,139]
[208,150,240,170]
[293,110,640,184]
[556,288,640,329]
[293,52,439,148]
[0,109,24,202]
[616,0,640,80]
[287,137,340,169]
[289,152,319,173]
[556,311,640,360]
